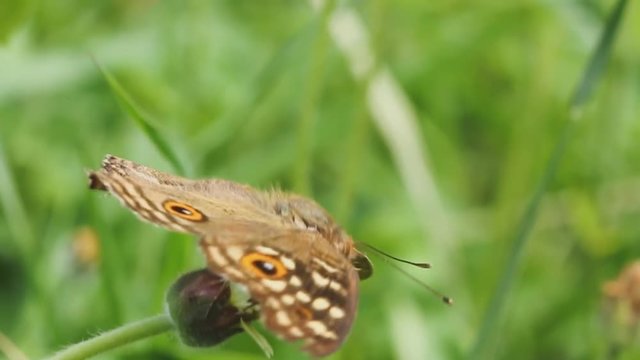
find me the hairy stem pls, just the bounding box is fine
[47,314,174,360]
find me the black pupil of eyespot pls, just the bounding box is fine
[171,206,192,215]
[253,260,276,275]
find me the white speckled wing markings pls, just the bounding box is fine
[200,224,359,357]
[88,154,283,236]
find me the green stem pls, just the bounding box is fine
[47,314,174,360]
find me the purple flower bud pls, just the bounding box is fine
[166,269,258,347]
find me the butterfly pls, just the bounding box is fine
[88,154,372,356]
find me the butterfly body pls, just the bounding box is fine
[89,155,371,356]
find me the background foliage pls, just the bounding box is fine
[1,0,639,359]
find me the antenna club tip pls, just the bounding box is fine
[442,297,454,305]
[418,263,432,269]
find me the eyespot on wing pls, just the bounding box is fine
[241,252,288,279]
[163,200,207,222]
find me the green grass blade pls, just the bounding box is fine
[334,94,369,222]
[292,15,331,195]
[0,142,34,257]
[571,0,629,112]
[93,59,185,175]
[0,141,61,341]
[470,0,630,358]
[241,320,274,359]
[470,120,573,359]
[193,22,318,169]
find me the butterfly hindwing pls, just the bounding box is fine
[200,223,358,357]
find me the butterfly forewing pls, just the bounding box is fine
[89,155,283,235]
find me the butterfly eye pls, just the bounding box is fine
[241,253,288,279]
[163,200,206,222]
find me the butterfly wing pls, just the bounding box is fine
[200,221,359,357]
[88,155,282,235]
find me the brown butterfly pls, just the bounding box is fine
[88,155,372,356]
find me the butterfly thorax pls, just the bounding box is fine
[271,193,355,257]
[268,192,373,280]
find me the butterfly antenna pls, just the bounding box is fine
[357,242,431,268]
[357,242,453,305]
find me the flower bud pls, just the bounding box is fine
[165,269,257,347]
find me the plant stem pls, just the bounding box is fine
[47,314,174,360]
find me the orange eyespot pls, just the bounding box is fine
[162,200,206,222]
[241,252,288,279]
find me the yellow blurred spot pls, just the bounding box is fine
[72,226,101,267]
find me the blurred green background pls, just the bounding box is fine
[1,0,639,359]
